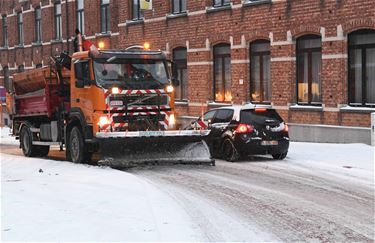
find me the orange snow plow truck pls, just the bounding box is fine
[6,44,214,168]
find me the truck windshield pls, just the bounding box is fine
[94,59,169,89]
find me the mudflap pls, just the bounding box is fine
[97,135,215,169]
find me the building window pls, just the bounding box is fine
[35,7,42,43]
[173,47,188,100]
[214,44,231,102]
[17,12,23,45]
[348,29,375,107]
[250,40,271,103]
[3,66,10,91]
[296,35,322,105]
[213,0,231,7]
[172,0,186,14]
[76,0,84,34]
[2,15,7,47]
[100,0,110,33]
[55,2,62,40]
[17,65,24,73]
[132,0,143,20]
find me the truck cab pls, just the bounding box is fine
[70,48,177,136]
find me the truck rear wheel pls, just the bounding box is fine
[20,126,50,157]
[69,127,92,164]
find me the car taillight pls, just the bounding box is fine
[255,108,267,112]
[236,124,254,134]
[284,123,289,132]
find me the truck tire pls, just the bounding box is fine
[69,127,92,164]
[20,126,38,157]
[20,126,50,157]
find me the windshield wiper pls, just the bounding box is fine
[106,56,117,63]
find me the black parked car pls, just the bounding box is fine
[187,104,289,162]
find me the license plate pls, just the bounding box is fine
[110,100,124,106]
[139,131,165,137]
[261,140,278,146]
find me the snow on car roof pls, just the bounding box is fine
[208,103,272,112]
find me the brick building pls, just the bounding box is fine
[0,0,374,130]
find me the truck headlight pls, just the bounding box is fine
[112,87,120,94]
[98,116,111,126]
[166,85,174,93]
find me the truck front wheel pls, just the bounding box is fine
[69,127,92,164]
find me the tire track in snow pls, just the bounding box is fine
[133,162,374,242]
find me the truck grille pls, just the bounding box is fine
[112,113,166,123]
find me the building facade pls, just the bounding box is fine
[0,0,374,128]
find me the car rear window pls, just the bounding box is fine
[240,109,283,125]
[214,109,234,123]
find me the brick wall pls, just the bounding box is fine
[0,0,374,127]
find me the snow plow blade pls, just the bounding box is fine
[96,130,215,168]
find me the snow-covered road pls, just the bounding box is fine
[1,139,374,242]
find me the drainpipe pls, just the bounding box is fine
[66,0,70,54]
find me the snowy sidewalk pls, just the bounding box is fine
[1,154,204,242]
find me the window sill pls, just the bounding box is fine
[175,100,189,105]
[126,19,145,26]
[289,104,323,112]
[32,42,42,47]
[166,12,188,19]
[95,32,112,37]
[208,101,233,107]
[206,4,232,14]
[14,44,24,49]
[51,39,63,44]
[0,46,8,50]
[340,106,375,114]
[242,0,271,8]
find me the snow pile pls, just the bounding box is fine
[1,154,204,242]
[0,126,18,145]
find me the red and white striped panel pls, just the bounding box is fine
[106,105,171,111]
[104,89,166,98]
[112,122,128,129]
[99,124,111,132]
[127,105,170,111]
[196,120,208,129]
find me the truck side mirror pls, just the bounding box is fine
[75,79,84,88]
[74,60,90,88]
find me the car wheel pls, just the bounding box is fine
[222,138,240,162]
[272,152,287,160]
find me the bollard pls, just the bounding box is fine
[372,113,375,146]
